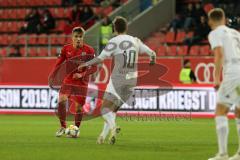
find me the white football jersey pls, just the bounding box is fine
[98,34,155,78]
[208,25,240,76]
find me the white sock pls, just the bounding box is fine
[236,118,240,151]
[100,121,110,139]
[215,116,229,155]
[113,112,116,122]
[101,108,116,130]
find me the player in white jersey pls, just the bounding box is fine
[78,16,156,144]
[207,8,240,160]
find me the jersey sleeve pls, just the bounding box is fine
[208,31,223,50]
[137,38,155,56]
[98,40,116,60]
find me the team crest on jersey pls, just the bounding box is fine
[82,52,86,56]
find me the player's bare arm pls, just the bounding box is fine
[78,57,103,71]
[213,46,223,90]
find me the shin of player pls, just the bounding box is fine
[208,8,240,160]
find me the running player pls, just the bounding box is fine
[54,27,97,137]
[207,8,240,160]
[78,16,156,144]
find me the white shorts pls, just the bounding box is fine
[104,78,135,106]
[217,78,240,107]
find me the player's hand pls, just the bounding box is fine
[73,73,84,79]
[78,63,87,71]
[149,57,156,66]
[150,60,155,66]
[214,80,221,91]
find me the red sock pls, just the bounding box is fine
[75,112,83,128]
[58,102,67,128]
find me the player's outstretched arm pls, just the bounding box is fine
[78,57,103,71]
[138,38,156,65]
[78,45,113,71]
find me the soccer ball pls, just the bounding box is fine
[65,125,80,138]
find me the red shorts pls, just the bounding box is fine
[59,83,88,106]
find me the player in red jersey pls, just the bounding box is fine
[54,27,97,137]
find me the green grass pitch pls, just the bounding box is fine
[0,115,238,160]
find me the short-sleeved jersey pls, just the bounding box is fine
[208,25,240,75]
[98,34,154,79]
[55,43,96,85]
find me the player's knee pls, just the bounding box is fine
[75,104,83,113]
[215,103,229,116]
[59,95,68,103]
[101,106,113,115]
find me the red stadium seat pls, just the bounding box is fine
[28,47,38,57]
[28,34,37,45]
[54,8,65,18]
[17,34,28,45]
[0,22,8,32]
[51,47,58,56]
[146,42,158,52]
[187,31,193,38]
[152,32,165,43]
[38,47,49,57]
[54,20,65,32]
[156,45,166,56]
[0,9,3,19]
[18,0,29,6]
[189,45,200,56]
[177,45,188,56]
[176,32,186,43]
[166,45,177,56]
[20,47,26,56]
[0,0,9,7]
[8,34,18,45]
[200,45,210,56]
[94,7,103,15]
[50,34,58,45]
[3,9,9,19]
[58,34,67,45]
[37,34,48,45]
[9,9,17,19]
[65,35,72,44]
[83,0,93,4]
[15,9,26,19]
[0,48,7,57]
[0,34,9,45]
[103,6,113,16]
[165,32,175,43]
[11,22,19,32]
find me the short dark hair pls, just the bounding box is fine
[113,16,127,33]
[72,27,85,34]
[208,8,225,22]
[183,59,190,66]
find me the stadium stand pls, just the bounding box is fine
[0,0,127,57]
[1,0,239,57]
[143,0,240,56]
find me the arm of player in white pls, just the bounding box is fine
[138,38,156,64]
[78,47,113,70]
[213,47,223,89]
[208,31,223,89]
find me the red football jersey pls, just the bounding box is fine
[55,43,97,86]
